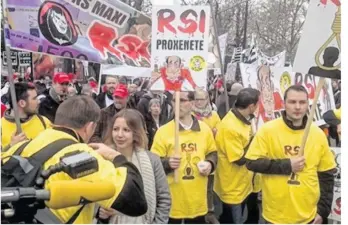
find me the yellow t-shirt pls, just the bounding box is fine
[334,107,341,121]
[214,111,253,204]
[245,117,336,224]
[199,111,221,130]
[1,115,52,148]
[151,119,217,218]
[2,129,127,224]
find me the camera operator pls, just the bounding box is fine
[1,96,147,224]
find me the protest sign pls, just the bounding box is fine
[258,50,286,67]
[18,52,32,66]
[150,6,210,91]
[4,0,151,67]
[240,63,335,129]
[329,147,341,222]
[293,0,340,77]
[2,51,18,66]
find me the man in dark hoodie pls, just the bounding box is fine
[2,82,51,150]
[39,72,71,122]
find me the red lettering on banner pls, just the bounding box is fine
[157,9,206,35]
[320,0,341,6]
[295,73,316,99]
[116,35,150,64]
[88,21,150,65]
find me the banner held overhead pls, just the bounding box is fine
[4,0,151,67]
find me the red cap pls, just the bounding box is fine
[113,84,129,99]
[53,73,71,84]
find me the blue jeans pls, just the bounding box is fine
[219,200,248,224]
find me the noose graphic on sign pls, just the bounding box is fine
[314,5,341,70]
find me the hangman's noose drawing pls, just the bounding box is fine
[288,2,341,186]
[314,5,341,70]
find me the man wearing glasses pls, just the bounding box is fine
[151,91,217,224]
[39,72,72,122]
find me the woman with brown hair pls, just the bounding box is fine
[98,109,171,224]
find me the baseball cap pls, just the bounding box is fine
[113,84,129,99]
[53,73,71,84]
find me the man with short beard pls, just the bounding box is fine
[2,82,51,150]
[95,76,119,109]
[90,84,129,143]
[39,72,71,122]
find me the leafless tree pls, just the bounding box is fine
[139,0,310,62]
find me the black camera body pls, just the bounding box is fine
[1,150,99,224]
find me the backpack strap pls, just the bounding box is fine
[35,204,86,224]
[13,141,32,156]
[66,204,87,224]
[33,138,86,224]
[37,114,47,129]
[30,139,77,165]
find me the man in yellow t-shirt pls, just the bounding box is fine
[2,82,51,151]
[246,85,336,224]
[2,96,147,223]
[151,91,217,224]
[214,88,260,224]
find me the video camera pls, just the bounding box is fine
[1,150,99,224]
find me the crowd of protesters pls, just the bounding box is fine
[0,71,341,224]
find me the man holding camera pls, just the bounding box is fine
[2,96,147,223]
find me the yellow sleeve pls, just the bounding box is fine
[333,108,341,121]
[212,111,221,129]
[150,128,168,157]
[318,141,336,172]
[221,129,245,162]
[245,128,268,160]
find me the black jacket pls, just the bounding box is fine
[95,92,113,109]
[38,89,60,123]
[217,95,237,119]
[137,92,173,125]
[145,114,166,150]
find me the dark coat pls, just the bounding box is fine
[95,92,113,109]
[90,104,120,143]
[38,89,60,123]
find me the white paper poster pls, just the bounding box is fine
[240,63,335,129]
[293,0,340,78]
[151,6,210,91]
[329,147,341,222]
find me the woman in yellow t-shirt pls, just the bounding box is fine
[192,90,220,224]
[192,90,221,136]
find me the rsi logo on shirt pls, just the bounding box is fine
[181,143,197,153]
[284,145,300,156]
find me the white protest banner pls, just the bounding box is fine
[218,33,228,64]
[329,147,341,222]
[151,6,210,91]
[293,0,340,77]
[258,51,286,67]
[240,63,335,129]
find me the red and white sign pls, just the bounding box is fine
[150,6,210,91]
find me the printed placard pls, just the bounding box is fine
[150,6,210,91]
